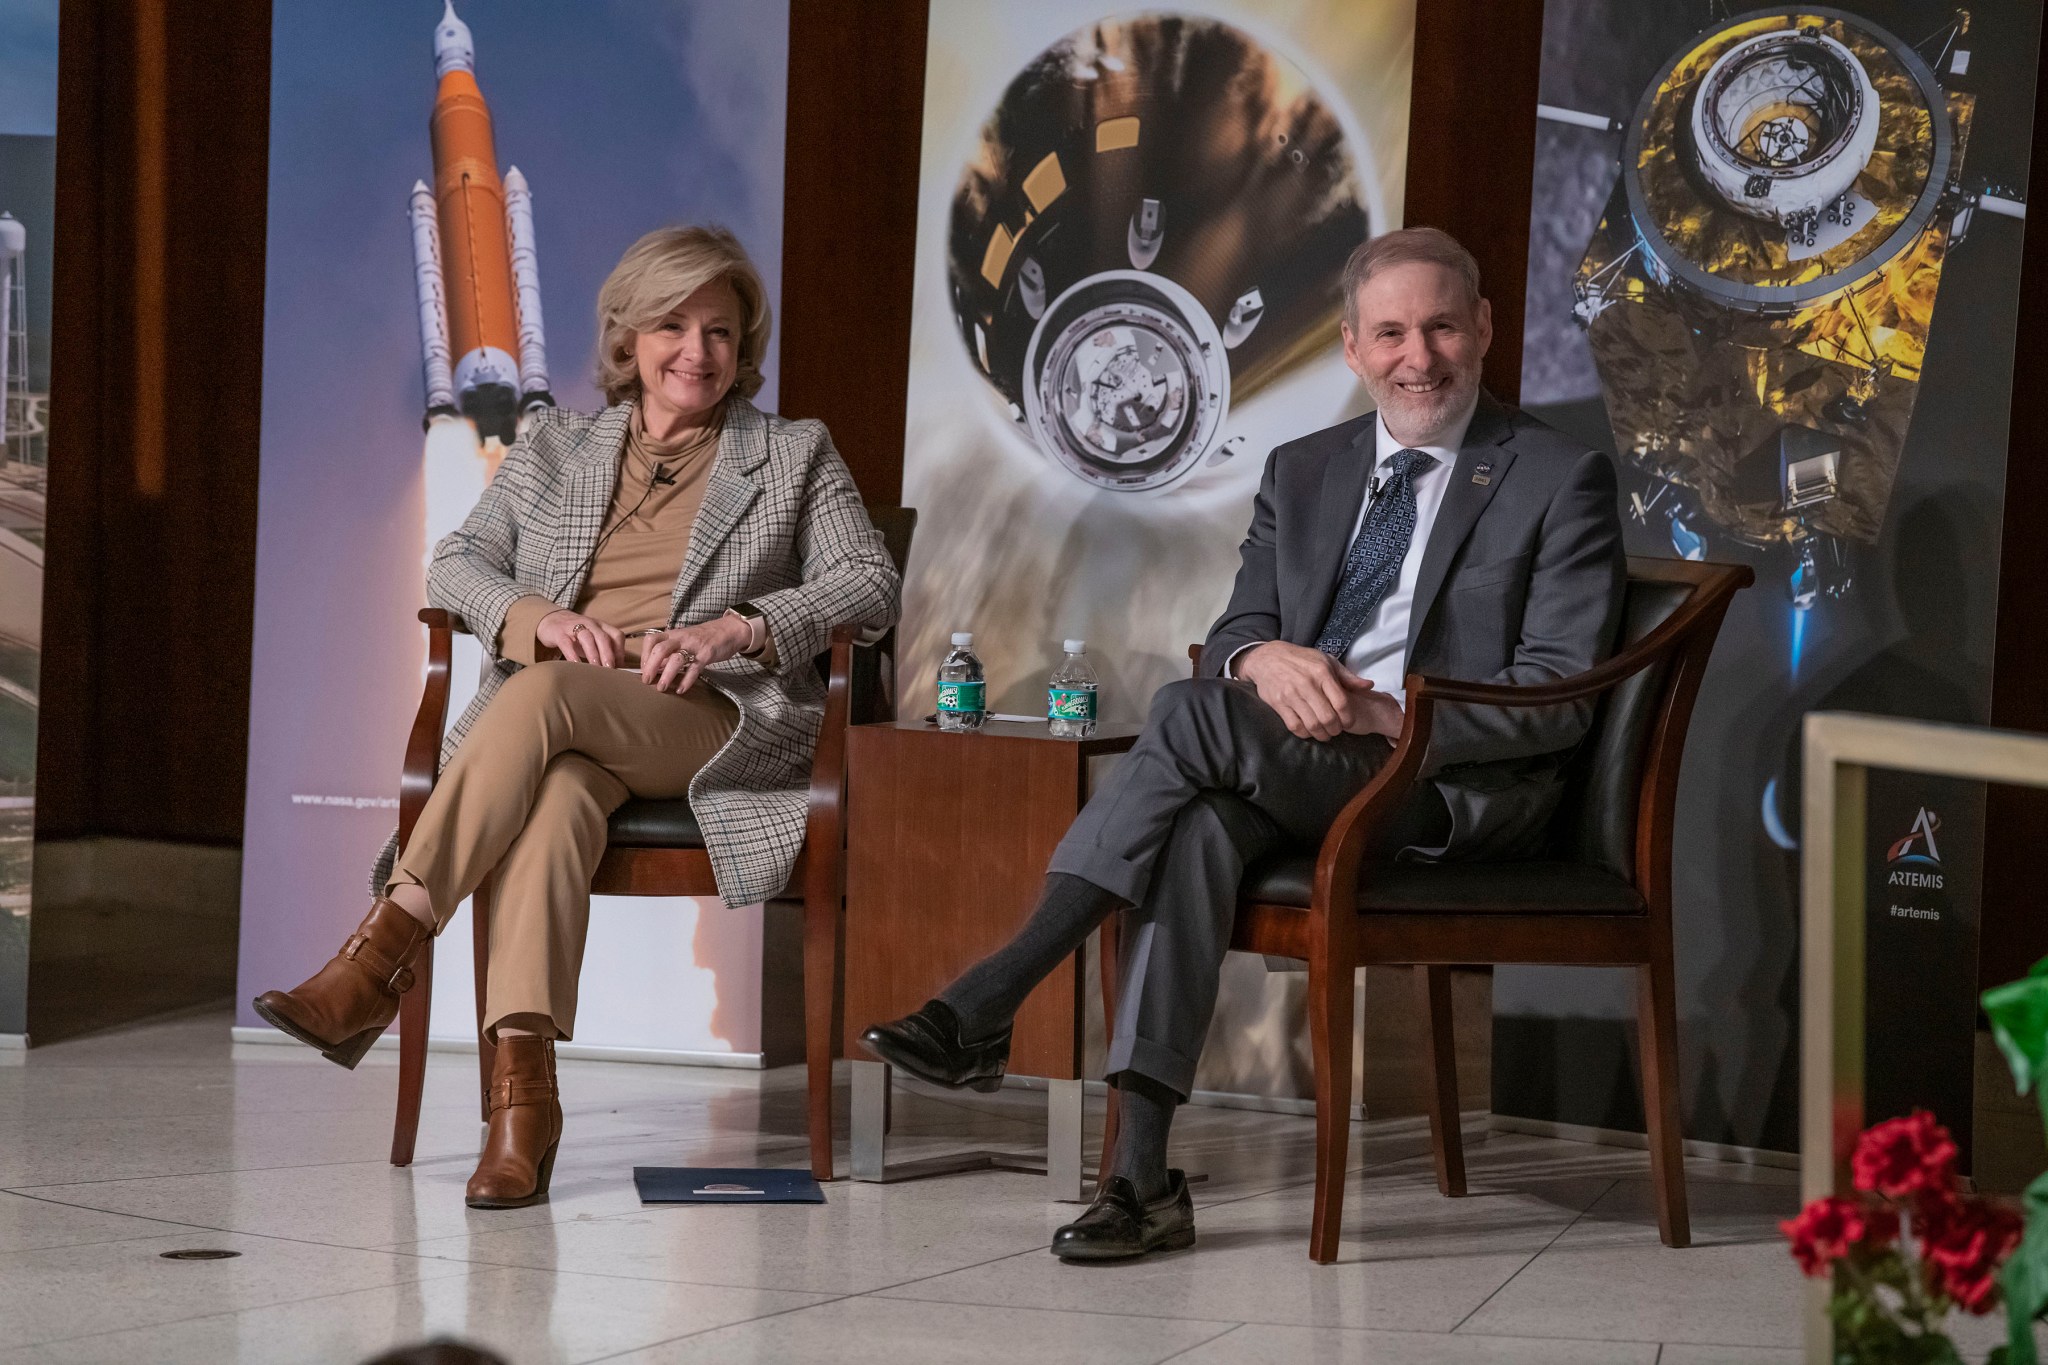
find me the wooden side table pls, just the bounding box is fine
[843,718,1142,1199]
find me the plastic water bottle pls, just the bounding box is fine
[1047,639,1098,739]
[936,632,987,732]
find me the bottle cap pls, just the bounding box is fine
[1063,639,1086,654]
[951,632,973,647]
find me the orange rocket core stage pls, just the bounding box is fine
[431,68,520,384]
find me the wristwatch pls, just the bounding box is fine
[725,601,768,658]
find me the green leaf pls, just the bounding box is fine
[1995,1170,2048,1365]
[1984,961,2048,1099]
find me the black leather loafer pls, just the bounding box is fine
[1051,1170,1195,1261]
[858,999,1011,1093]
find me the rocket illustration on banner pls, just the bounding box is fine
[409,1,552,447]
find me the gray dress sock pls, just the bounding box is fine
[1108,1070,1177,1203]
[938,873,1121,1041]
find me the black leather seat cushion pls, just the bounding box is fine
[605,798,704,848]
[1242,851,1645,914]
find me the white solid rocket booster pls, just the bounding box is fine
[0,213,24,450]
[408,181,458,424]
[502,166,552,407]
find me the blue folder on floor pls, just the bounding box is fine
[632,1167,826,1204]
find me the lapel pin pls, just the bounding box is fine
[1471,461,1493,487]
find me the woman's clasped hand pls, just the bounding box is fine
[532,609,625,667]
[638,615,754,695]
[533,608,753,695]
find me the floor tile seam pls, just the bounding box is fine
[369,1207,698,1252]
[396,1244,1046,1298]
[372,1179,859,1251]
[3,1155,450,1191]
[847,1240,1115,1299]
[8,1252,478,1351]
[0,1225,195,1255]
[867,1285,1264,1330]
[0,1187,496,1270]
[1445,1176,1619,1334]
[1149,1320,1250,1362]
[871,1284,1678,1345]
[1493,1330,1808,1350]
[1165,1138,1476,1213]
[573,1291,860,1364]
[1167,1145,1436,1211]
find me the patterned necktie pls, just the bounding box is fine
[1313,447,1435,656]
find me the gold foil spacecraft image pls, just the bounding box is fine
[947,14,1371,494]
[1560,5,2026,611]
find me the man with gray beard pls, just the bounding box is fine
[863,227,1626,1261]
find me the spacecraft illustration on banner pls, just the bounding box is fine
[409,1,554,450]
[1541,5,2025,643]
[947,14,1370,495]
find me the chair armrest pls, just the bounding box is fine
[399,610,464,846]
[1302,696,1441,925]
[1405,618,1694,714]
[1308,558,1753,917]
[798,624,859,904]
[417,607,471,635]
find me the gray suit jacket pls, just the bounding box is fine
[1198,390,1625,859]
[370,398,900,906]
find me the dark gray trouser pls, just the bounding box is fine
[1050,677,1441,1098]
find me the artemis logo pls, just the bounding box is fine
[1886,808,1945,889]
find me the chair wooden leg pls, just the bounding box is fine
[1413,965,1467,1198]
[1096,917,1121,1199]
[389,935,434,1167]
[1637,958,1691,1248]
[473,878,495,1123]
[1307,949,1357,1263]
[803,889,840,1181]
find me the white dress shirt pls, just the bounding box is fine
[1340,403,1472,708]
[1228,400,1474,710]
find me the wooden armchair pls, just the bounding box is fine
[1104,556,1750,1262]
[386,507,916,1181]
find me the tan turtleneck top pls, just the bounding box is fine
[500,405,768,668]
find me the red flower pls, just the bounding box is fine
[1782,1195,1897,1276]
[1851,1111,1958,1198]
[1917,1193,2023,1315]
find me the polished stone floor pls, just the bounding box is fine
[0,1005,1939,1364]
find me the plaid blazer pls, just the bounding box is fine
[369,398,900,906]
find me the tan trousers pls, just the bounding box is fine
[389,660,738,1039]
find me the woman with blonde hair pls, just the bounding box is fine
[254,225,899,1208]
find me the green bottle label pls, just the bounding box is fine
[937,680,985,714]
[1048,687,1097,722]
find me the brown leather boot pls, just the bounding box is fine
[466,1035,563,1209]
[250,897,432,1069]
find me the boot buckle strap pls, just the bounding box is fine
[490,1080,553,1110]
[341,934,414,994]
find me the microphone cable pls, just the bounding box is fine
[562,461,674,596]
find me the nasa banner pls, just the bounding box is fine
[238,1,789,1060]
[899,1,1415,1098]
[0,0,57,1043]
[1508,1,2038,1156]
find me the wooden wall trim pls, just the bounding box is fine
[1980,12,2048,990]
[37,0,269,844]
[776,0,927,506]
[1404,0,1543,404]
